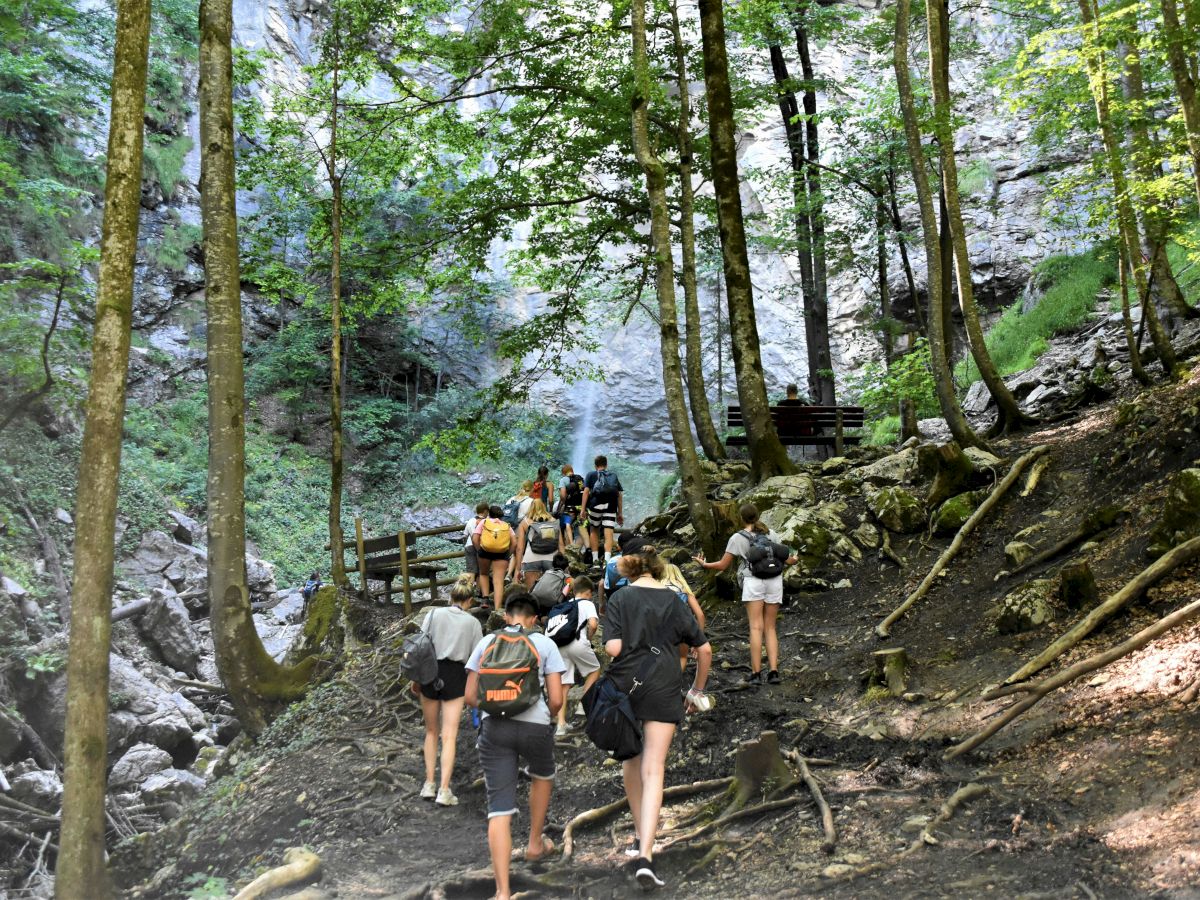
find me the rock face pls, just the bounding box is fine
[1148,469,1200,558]
[996,580,1056,634]
[139,767,206,821]
[137,589,202,675]
[9,767,63,811]
[120,529,279,606]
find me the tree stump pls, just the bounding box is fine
[724,730,797,816]
[873,648,909,696]
[1059,562,1099,610]
[927,442,975,510]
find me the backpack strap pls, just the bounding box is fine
[629,647,661,696]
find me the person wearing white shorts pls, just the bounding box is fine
[554,576,600,736]
[695,502,796,686]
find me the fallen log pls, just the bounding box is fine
[877,446,1049,638]
[785,750,836,853]
[1007,506,1125,577]
[1020,455,1051,497]
[998,534,1200,687]
[949,597,1200,759]
[232,848,321,900]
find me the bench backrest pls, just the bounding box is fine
[726,405,866,430]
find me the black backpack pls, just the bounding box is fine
[545,596,581,647]
[745,532,788,578]
[400,628,440,687]
[528,519,559,554]
[592,469,619,500]
[564,474,584,507]
[582,650,658,761]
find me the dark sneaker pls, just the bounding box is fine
[767,670,781,685]
[745,671,762,686]
[582,548,594,565]
[634,858,665,891]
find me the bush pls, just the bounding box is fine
[847,340,939,443]
[149,220,201,273]
[143,134,193,198]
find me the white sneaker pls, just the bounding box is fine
[556,723,570,738]
[575,702,586,718]
[420,781,436,800]
[435,787,458,806]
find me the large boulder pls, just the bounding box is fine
[137,589,202,675]
[743,474,817,511]
[246,555,279,601]
[167,509,202,545]
[858,448,919,486]
[995,580,1055,634]
[121,530,181,588]
[139,767,205,821]
[868,487,927,533]
[110,742,173,787]
[932,490,986,535]
[1148,468,1200,558]
[106,655,196,758]
[10,768,63,811]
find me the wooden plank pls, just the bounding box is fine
[725,435,863,448]
[399,529,412,616]
[354,518,368,604]
[835,409,844,456]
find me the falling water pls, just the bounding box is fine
[572,379,599,473]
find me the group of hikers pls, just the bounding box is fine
[396,454,802,899]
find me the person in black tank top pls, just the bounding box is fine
[602,548,712,890]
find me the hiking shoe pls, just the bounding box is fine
[634,858,665,890]
[555,723,571,738]
[420,781,436,800]
[435,787,458,807]
[767,669,781,685]
[745,671,762,686]
[582,548,594,565]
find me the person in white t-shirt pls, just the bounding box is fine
[463,501,488,595]
[554,575,600,737]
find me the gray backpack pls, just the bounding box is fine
[401,627,439,687]
[531,569,569,612]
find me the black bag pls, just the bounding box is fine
[545,596,581,647]
[745,532,788,578]
[400,628,440,688]
[564,473,584,508]
[528,519,559,554]
[582,650,659,761]
[591,469,619,502]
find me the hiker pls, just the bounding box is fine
[603,533,646,605]
[473,504,515,611]
[547,574,600,737]
[502,481,535,529]
[532,465,552,507]
[556,464,586,545]
[463,501,489,595]
[465,590,567,900]
[778,383,806,407]
[531,552,572,620]
[414,574,483,807]
[661,559,706,671]
[301,571,321,604]
[580,454,623,566]
[601,547,712,890]
[512,499,565,589]
[694,502,797,685]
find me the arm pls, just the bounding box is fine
[686,595,706,630]
[580,486,591,510]
[617,490,623,525]
[510,521,527,578]
[472,529,482,552]
[694,551,736,572]
[605,638,623,658]
[464,671,479,708]
[545,671,564,717]
[586,616,599,639]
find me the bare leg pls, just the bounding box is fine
[491,559,507,610]
[420,694,439,785]
[438,697,464,790]
[636,721,676,861]
[556,684,573,729]
[479,569,492,607]
[603,526,614,556]
[589,522,599,554]
[745,600,765,673]
[622,754,644,847]
[764,602,780,672]
[523,568,538,589]
[526,776,553,858]
[488,814,513,900]
[580,669,600,695]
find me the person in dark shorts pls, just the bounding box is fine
[473,504,515,610]
[602,547,712,890]
[463,501,488,594]
[466,592,566,900]
[415,574,484,806]
[581,454,623,566]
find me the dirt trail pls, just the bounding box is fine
[118,375,1200,899]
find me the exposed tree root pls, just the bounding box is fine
[879,531,906,568]
[1020,455,1051,497]
[997,534,1200,687]
[949,597,1200,759]
[1178,672,1200,705]
[785,750,836,853]
[231,847,321,900]
[877,446,1048,637]
[657,796,800,851]
[1007,506,1126,577]
[901,783,989,855]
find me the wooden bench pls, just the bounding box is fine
[341,519,464,614]
[725,404,865,455]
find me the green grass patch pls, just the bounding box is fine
[149,219,201,273]
[143,134,193,198]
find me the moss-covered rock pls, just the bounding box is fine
[859,448,919,486]
[1148,468,1200,558]
[868,487,926,533]
[792,522,833,570]
[743,473,817,512]
[931,490,986,535]
[995,580,1055,634]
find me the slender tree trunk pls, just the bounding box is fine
[696,0,794,479]
[1118,240,1151,385]
[1077,0,1177,377]
[927,0,1031,433]
[1161,0,1200,209]
[328,20,347,585]
[715,272,725,410]
[632,0,718,555]
[199,0,317,737]
[886,158,926,336]
[796,18,836,406]
[56,0,150,894]
[670,0,724,461]
[893,0,984,449]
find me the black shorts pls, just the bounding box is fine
[629,681,685,724]
[420,659,468,701]
[478,548,512,563]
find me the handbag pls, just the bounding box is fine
[582,648,660,761]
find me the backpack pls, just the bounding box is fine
[477,628,543,717]
[302,579,320,602]
[501,497,523,527]
[564,474,584,508]
[400,628,440,687]
[592,469,619,500]
[745,531,788,578]
[544,596,581,647]
[532,479,549,505]
[528,519,559,554]
[531,568,569,612]
[582,650,658,761]
[665,579,689,607]
[480,519,512,554]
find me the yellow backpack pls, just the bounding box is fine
[480,518,512,553]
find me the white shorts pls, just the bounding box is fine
[741,574,783,604]
[559,640,601,685]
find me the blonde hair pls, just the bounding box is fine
[527,499,553,522]
[450,573,475,605]
[520,480,534,495]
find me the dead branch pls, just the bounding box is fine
[0,708,57,771]
[0,820,59,854]
[901,783,989,854]
[1008,506,1125,577]
[999,534,1200,687]
[231,848,321,900]
[0,793,60,823]
[786,750,836,853]
[1177,672,1200,705]
[949,597,1200,759]
[170,677,224,693]
[878,446,1049,637]
[879,531,906,568]
[1020,455,1051,497]
[657,796,800,851]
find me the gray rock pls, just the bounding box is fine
[10,768,63,811]
[744,474,817,511]
[123,530,179,584]
[164,553,205,594]
[106,655,196,758]
[996,580,1055,634]
[54,508,73,527]
[1004,541,1036,568]
[246,555,278,600]
[858,448,919,486]
[963,447,1004,470]
[868,487,927,533]
[852,521,880,549]
[821,456,850,475]
[167,510,201,545]
[110,742,173,787]
[963,380,993,414]
[265,589,306,625]
[137,590,201,675]
[1,575,28,597]
[254,616,303,661]
[139,767,205,820]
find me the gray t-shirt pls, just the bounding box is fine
[725,528,784,581]
[466,627,567,725]
[421,605,484,663]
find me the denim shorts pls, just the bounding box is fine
[477,717,556,818]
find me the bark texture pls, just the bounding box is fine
[1160,0,1200,209]
[56,0,151,895]
[328,18,347,585]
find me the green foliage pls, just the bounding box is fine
[24,648,64,679]
[149,219,201,273]
[956,245,1117,385]
[143,134,194,199]
[867,415,901,447]
[848,339,939,424]
[1166,218,1200,306]
[182,873,230,899]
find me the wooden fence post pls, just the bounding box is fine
[400,530,412,616]
[835,409,844,457]
[354,517,368,603]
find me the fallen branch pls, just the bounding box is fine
[0,708,57,771]
[1020,455,1051,497]
[948,597,1200,759]
[877,447,1048,638]
[1178,673,1200,705]
[998,534,1200,687]
[1008,506,1125,577]
[657,796,800,851]
[231,848,321,900]
[786,750,836,853]
[879,531,906,568]
[901,783,989,854]
[170,677,224,693]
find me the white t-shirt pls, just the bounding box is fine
[725,528,785,581]
[566,598,599,650]
[463,516,484,544]
[466,627,566,725]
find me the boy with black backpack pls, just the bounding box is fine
[545,575,600,737]
[465,591,567,900]
[556,464,586,546]
[580,454,623,566]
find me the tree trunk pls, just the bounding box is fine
[671,0,725,462]
[632,0,718,557]
[886,157,925,336]
[1077,0,1177,377]
[926,0,1031,434]
[1161,0,1200,209]
[56,0,151,894]
[199,0,317,738]
[1117,241,1151,386]
[328,19,347,585]
[796,19,836,406]
[697,0,794,479]
[892,0,984,449]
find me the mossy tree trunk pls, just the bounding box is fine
[670,0,725,463]
[327,11,347,585]
[1160,0,1200,209]
[893,0,984,449]
[200,0,318,737]
[697,0,795,479]
[632,0,718,557]
[56,0,151,894]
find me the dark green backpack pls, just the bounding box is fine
[477,628,542,717]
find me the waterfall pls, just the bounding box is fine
[572,379,599,473]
